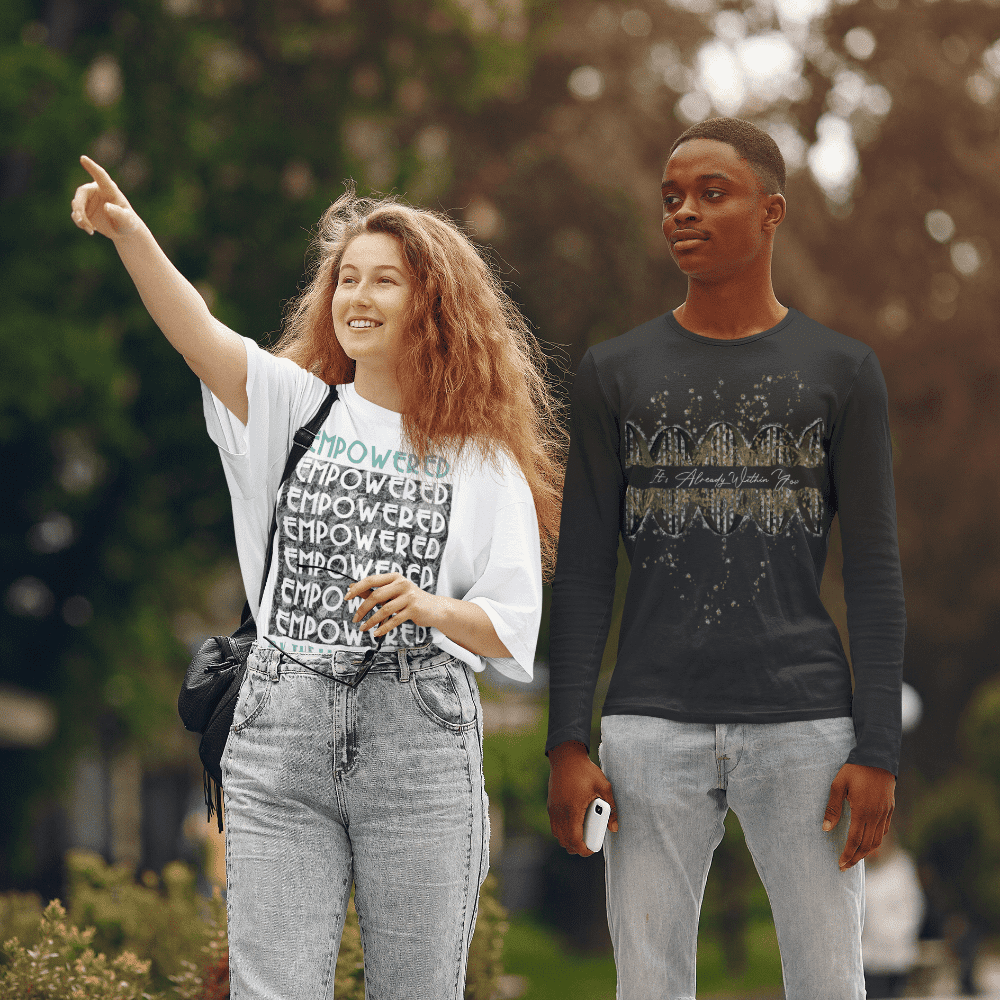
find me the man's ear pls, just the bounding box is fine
[763,193,786,232]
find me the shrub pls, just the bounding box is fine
[65,850,215,993]
[0,853,507,999]
[333,894,364,999]
[166,889,227,1000]
[0,900,158,1000]
[465,875,508,1000]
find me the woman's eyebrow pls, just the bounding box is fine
[339,262,406,275]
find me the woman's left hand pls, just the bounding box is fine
[346,573,442,637]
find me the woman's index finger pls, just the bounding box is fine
[353,572,397,590]
[346,572,400,600]
[79,155,119,194]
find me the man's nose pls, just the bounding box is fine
[677,195,701,221]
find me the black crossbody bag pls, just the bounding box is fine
[178,384,338,831]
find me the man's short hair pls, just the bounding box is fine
[668,118,786,196]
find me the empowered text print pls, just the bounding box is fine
[267,448,453,651]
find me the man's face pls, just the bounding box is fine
[661,137,784,282]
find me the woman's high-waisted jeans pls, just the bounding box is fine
[222,641,489,1000]
[600,714,865,1000]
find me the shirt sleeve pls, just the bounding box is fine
[201,336,328,615]
[829,350,906,775]
[466,497,542,681]
[201,336,325,494]
[435,465,543,683]
[546,350,625,753]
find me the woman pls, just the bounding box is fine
[70,155,563,999]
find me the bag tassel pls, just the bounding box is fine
[204,769,224,833]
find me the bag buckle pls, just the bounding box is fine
[205,635,241,672]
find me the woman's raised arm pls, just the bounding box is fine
[70,155,248,423]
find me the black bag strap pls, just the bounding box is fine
[201,384,338,833]
[257,383,339,606]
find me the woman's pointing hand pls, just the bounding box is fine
[70,155,141,240]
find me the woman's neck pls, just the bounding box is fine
[352,365,403,412]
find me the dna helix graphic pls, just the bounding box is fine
[623,419,827,537]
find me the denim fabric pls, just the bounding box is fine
[222,641,489,1000]
[599,714,865,1000]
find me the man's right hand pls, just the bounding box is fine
[547,740,619,856]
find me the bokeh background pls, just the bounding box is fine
[2,0,999,995]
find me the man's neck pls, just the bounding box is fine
[673,273,788,341]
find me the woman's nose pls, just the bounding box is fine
[350,280,372,304]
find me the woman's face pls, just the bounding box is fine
[331,232,412,375]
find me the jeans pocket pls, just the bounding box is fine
[232,668,272,733]
[410,660,479,732]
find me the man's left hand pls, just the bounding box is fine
[823,763,895,871]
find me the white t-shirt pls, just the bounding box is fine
[202,337,541,682]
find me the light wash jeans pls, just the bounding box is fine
[599,714,865,1000]
[222,641,488,1000]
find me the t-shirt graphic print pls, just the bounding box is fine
[623,416,826,539]
[269,441,453,652]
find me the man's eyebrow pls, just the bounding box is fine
[661,172,733,189]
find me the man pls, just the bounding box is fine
[546,117,904,999]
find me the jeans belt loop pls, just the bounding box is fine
[398,648,410,683]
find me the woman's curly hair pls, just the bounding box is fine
[270,188,567,579]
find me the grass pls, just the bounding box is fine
[501,915,617,999]
[695,921,785,997]
[501,912,784,1000]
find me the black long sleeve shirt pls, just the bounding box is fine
[546,308,906,775]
